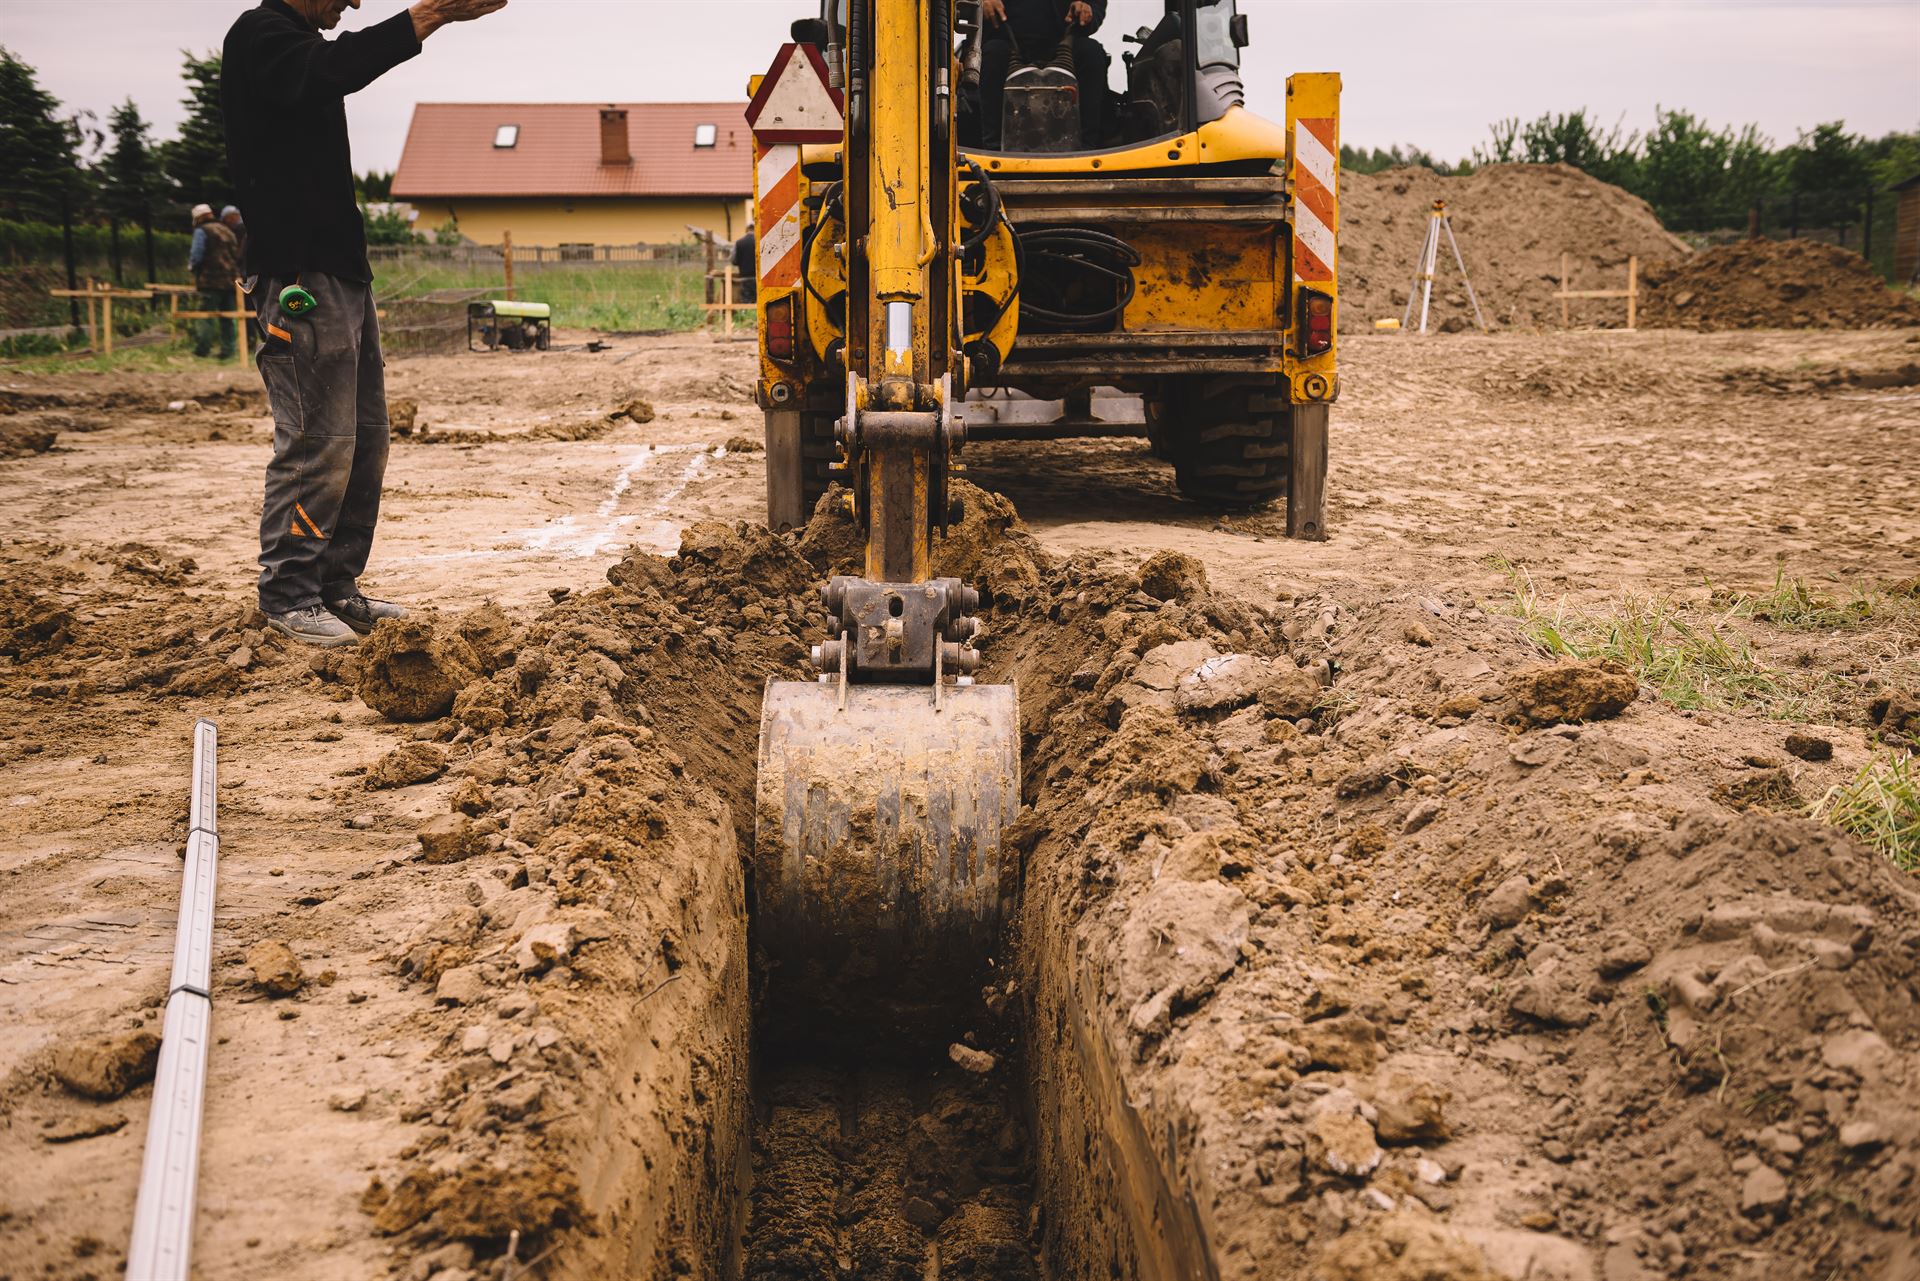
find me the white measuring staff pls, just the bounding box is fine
[126,717,219,1280]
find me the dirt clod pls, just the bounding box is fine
[246,940,304,996]
[1373,1074,1451,1144]
[415,813,478,863]
[1503,659,1637,725]
[948,1043,997,1074]
[49,1030,161,1101]
[1134,549,1209,602]
[356,616,481,721]
[1316,1213,1499,1281]
[1309,1110,1384,1177]
[367,742,448,789]
[362,1162,588,1240]
[1784,732,1834,761]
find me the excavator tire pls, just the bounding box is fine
[1143,394,1175,462]
[1162,374,1293,509]
[799,408,838,516]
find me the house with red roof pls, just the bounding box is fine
[392,102,752,248]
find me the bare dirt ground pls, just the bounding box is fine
[1,325,1916,1281]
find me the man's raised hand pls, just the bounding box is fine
[412,0,508,41]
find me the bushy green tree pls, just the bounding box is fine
[1629,111,1781,230]
[1473,118,1520,167]
[162,50,230,214]
[361,206,420,245]
[358,169,395,201]
[1517,109,1640,188]
[1862,131,1920,191]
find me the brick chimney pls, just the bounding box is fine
[599,107,630,165]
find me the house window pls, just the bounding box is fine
[694,123,717,149]
[494,124,519,149]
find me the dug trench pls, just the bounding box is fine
[4,475,1916,1280]
[312,487,1920,1277]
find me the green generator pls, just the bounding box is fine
[467,299,552,352]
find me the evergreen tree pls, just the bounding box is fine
[100,99,162,225]
[162,50,230,212]
[0,44,82,222]
[101,98,164,281]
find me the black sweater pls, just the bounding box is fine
[993,0,1107,45]
[222,0,421,282]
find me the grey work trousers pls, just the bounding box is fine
[251,272,390,613]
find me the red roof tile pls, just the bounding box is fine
[392,102,752,199]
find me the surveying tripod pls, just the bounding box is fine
[1402,200,1488,335]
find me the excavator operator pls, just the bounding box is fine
[978,0,1110,149]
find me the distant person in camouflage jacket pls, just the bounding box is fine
[188,203,240,359]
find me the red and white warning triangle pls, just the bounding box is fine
[746,43,844,145]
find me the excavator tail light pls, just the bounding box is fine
[765,295,797,361]
[1300,288,1333,356]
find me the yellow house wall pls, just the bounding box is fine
[407,197,750,247]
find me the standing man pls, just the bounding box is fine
[220,204,249,262]
[220,205,255,346]
[188,203,240,360]
[222,0,506,647]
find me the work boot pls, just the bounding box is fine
[265,605,359,648]
[324,592,408,636]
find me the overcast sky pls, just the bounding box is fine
[4,0,1916,172]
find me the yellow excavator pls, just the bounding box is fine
[750,0,1339,1015]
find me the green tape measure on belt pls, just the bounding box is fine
[279,284,317,316]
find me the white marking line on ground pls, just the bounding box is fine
[391,443,720,567]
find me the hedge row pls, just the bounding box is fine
[1,218,193,268]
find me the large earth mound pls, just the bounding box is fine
[1340,163,1690,333]
[1639,238,1920,331]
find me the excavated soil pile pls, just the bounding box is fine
[983,557,1920,1280]
[0,538,290,704]
[1639,238,1920,331]
[1341,164,1690,333]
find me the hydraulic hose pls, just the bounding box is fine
[1016,227,1141,329]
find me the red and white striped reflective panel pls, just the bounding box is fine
[1293,116,1337,283]
[756,142,803,291]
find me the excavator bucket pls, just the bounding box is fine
[754,679,1020,1026]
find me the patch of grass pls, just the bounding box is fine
[372,259,709,332]
[1812,751,1920,873]
[1497,563,1795,714]
[1311,687,1360,730]
[0,334,214,375]
[1716,567,1879,630]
